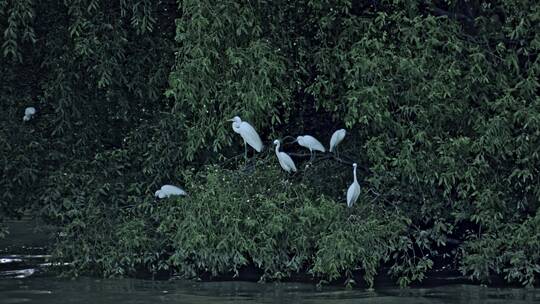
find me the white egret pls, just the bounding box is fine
[229,116,263,160]
[273,139,297,173]
[154,185,187,199]
[295,135,325,161]
[346,163,360,208]
[23,107,36,122]
[329,129,346,154]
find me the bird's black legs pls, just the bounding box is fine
[241,141,256,174]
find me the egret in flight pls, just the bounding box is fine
[347,163,360,208]
[155,185,187,199]
[23,107,36,122]
[329,129,346,156]
[273,139,297,173]
[229,116,263,160]
[295,135,325,161]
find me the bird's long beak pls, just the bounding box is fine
[292,139,298,143]
[227,118,234,121]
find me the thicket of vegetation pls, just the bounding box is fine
[1,0,539,287]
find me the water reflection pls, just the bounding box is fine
[0,277,539,304]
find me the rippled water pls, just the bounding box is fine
[1,220,539,303]
[1,277,540,304]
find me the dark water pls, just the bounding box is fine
[1,277,539,304]
[1,220,539,304]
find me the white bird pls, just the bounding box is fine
[329,129,346,153]
[295,135,325,161]
[273,139,297,173]
[154,185,187,199]
[229,116,263,159]
[23,107,36,122]
[346,163,360,208]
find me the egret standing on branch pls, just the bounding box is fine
[155,185,187,199]
[295,135,325,161]
[229,116,263,160]
[23,107,36,122]
[329,129,346,156]
[347,163,360,208]
[273,139,297,173]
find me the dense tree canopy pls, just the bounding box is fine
[1,0,539,287]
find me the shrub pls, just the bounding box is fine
[1,0,539,287]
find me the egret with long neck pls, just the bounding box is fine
[273,139,297,173]
[346,163,360,208]
[229,116,263,161]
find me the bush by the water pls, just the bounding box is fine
[1,0,539,287]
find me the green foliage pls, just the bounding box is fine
[42,147,161,276]
[166,0,292,161]
[1,0,177,216]
[461,210,540,287]
[164,0,540,285]
[0,99,47,216]
[48,158,419,287]
[311,210,409,287]
[1,0,540,287]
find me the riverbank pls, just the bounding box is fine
[1,216,536,289]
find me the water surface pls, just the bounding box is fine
[1,277,540,304]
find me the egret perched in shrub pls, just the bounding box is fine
[23,107,36,122]
[155,185,187,199]
[347,163,360,208]
[295,135,325,161]
[273,139,297,173]
[229,116,263,160]
[329,129,346,155]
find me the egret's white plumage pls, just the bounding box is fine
[25,107,36,116]
[346,163,360,208]
[229,116,263,155]
[273,140,297,173]
[296,135,325,153]
[329,129,346,152]
[296,135,325,161]
[154,184,187,199]
[23,107,36,122]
